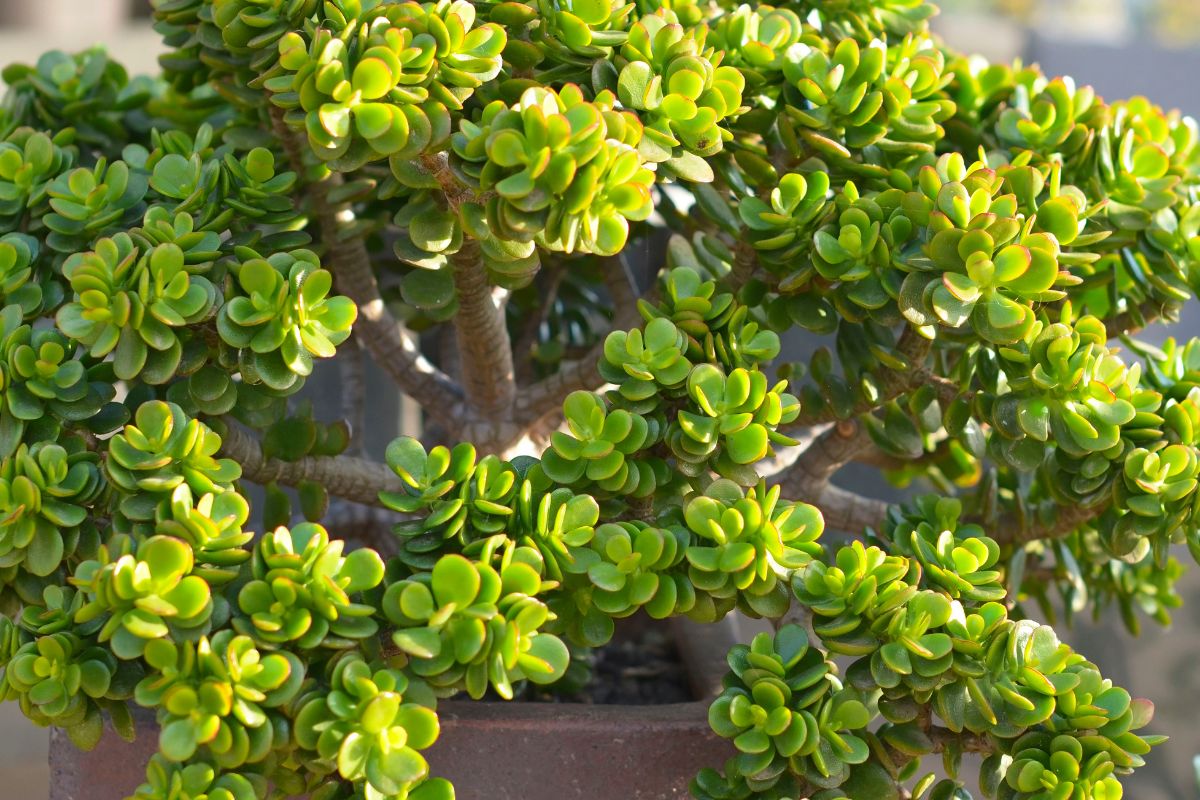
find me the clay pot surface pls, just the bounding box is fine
[50,701,733,800]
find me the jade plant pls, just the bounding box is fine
[1,0,1198,798]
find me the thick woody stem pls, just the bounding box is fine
[994,499,1108,546]
[780,334,971,551]
[408,150,521,430]
[517,345,610,424]
[219,422,403,505]
[418,150,478,208]
[448,239,517,415]
[775,327,937,534]
[267,107,469,432]
[788,420,872,485]
[730,240,758,291]
[1105,298,1171,338]
[316,188,472,431]
[777,420,889,534]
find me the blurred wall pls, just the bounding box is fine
[0,0,161,75]
[1023,33,1200,800]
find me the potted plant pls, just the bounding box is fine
[0,0,1194,797]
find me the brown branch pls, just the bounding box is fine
[418,151,479,210]
[777,420,889,534]
[517,348,609,425]
[1104,298,1172,339]
[729,240,757,291]
[757,425,830,476]
[993,499,1108,546]
[314,179,471,428]
[926,373,967,409]
[775,325,958,536]
[605,253,643,320]
[878,707,994,769]
[790,420,873,485]
[448,239,517,415]
[267,107,470,432]
[851,447,910,471]
[927,725,993,755]
[411,151,519,419]
[218,422,403,506]
[321,190,473,432]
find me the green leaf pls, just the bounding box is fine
[66,707,104,751]
[398,583,435,620]
[263,481,291,531]
[1017,398,1051,441]
[401,269,456,310]
[150,154,195,198]
[373,746,428,791]
[840,762,900,800]
[141,535,192,582]
[411,778,456,800]
[595,215,629,256]
[342,548,386,592]
[361,693,401,735]
[725,424,769,464]
[396,704,440,749]
[588,562,626,591]
[387,437,429,486]
[392,628,442,659]
[618,62,657,110]
[25,530,64,576]
[162,576,211,619]
[572,0,611,25]
[338,731,372,779]
[487,130,526,168]
[352,57,396,100]
[516,631,568,683]
[298,480,329,522]
[159,718,199,761]
[666,152,714,183]
[409,212,459,253]
[319,104,352,138]
[431,554,481,607]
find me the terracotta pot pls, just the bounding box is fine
[50,701,732,800]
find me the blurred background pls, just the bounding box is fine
[1,0,1199,797]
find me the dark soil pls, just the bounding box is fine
[468,615,695,705]
[527,614,694,705]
